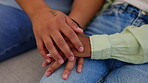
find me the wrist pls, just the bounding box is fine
[69,13,85,28]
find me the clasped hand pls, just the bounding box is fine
[32,9,91,80]
[42,34,91,80]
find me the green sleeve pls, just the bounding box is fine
[90,25,148,64]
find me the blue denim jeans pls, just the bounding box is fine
[0,0,73,61]
[40,3,148,83]
[0,1,148,83]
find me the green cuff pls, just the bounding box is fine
[90,35,111,59]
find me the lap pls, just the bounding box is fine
[0,4,36,61]
[41,3,148,83]
[40,59,110,83]
[0,0,72,61]
[40,3,138,83]
[104,63,148,83]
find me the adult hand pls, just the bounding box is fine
[31,8,84,64]
[42,33,91,79]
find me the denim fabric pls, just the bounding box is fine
[40,3,148,83]
[0,1,147,83]
[0,0,73,14]
[0,4,36,61]
[0,0,73,61]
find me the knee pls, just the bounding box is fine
[104,64,148,83]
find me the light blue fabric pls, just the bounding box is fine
[0,0,73,14]
[40,3,148,83]
[0,0,73,61]
[0,1,147,83]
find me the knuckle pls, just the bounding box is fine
[47,69,53,73]
[57,39,65,46]
[52,53,60,60]
[65,51,73,57]
[67,31,76,39]
[50,66,56,71]
[45,42,53,50]
[71,22,77,28]
[79,62,84,65]
[66,68,72,72]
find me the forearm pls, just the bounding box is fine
[69,0,105,28]
[90,25,148,64]
[15,0,51,19]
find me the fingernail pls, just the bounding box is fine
[78,68,82,73]
[69,56,74,61]
[47,54,51,57]
[76,27,83,32]
[58,59,64,64]
[63,74,68,79]
[46,59,51,63]
[78,46,84,52]
[45,71,51,76]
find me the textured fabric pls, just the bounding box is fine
[124,0,148,12]
[40,59,113,83]
[0,0,73,14]
[40,3,148,83]
[0,1,147,83]
[0,49,45,83]
[104,63,148,83]
[0,0,72,61]
[115,0,148,12]
[0,4,36,61]
[89,3,148,64]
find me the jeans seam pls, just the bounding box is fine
[131,11,141,26]
[96,60,115,83]
[96,71,110,83]
[0,43,20,55]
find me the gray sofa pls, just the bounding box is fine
[0,49,46,83]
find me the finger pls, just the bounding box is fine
[47,54,56,61]
[62,57,77,80]
[66,17,83,33]
[42,60,51,67]
[45,61,62,77]
[51,32,75,61]
[77,58,84,73]
[36,39,48,59]
[36,38,52,63]
[61,25,84,52]
[43,36,64,64]
[63,37,74,49]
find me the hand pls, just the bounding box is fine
[67,33,91,57]
[42,55,84,80]
[41,33,90,79]
[31,8,84,64]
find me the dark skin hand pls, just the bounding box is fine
[42,33,91,79]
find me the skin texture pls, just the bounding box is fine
[42,34,91,79]
[16,0,84,64]
[31,9,84,64]
[16,0,104,79]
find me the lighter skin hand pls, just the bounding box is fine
[42,33,91,79]
[31,9,84,64]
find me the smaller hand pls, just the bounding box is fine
[66,33,91,57]
[42,55,84,80]
[41,33,91,79]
